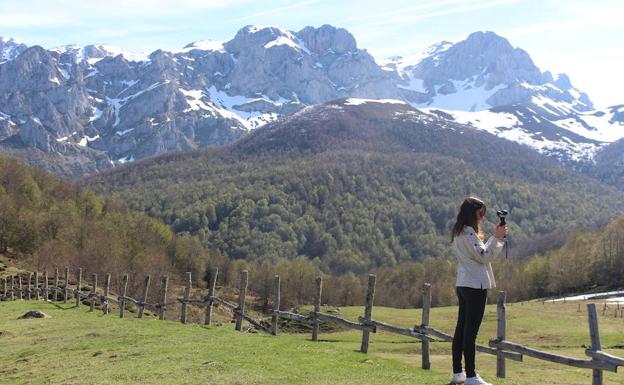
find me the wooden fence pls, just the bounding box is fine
[1,269,623,385]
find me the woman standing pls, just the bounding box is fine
[449,197,507,385]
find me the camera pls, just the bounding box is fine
[496,209,508,225]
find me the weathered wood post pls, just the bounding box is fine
[18,273,23,300]
[312,276,323,341]
[204,268,218,325]
[75,268,83,307]
[181,272,192,324]
[9,276,13,299]
[2,277,6,300]
[271,275,281,336]
[158,276,169,320]
[43,271,49,301]
[138,275,150,319]
[119,274,128,318]
[27,272,32,300]
[496,291,507,378]
[235,270,248,331]
[360,274,376,353]
[587,304,603,385]
[34,272,40,301]
[90,273,97,312]
[64,267,69,303]
[421,283,432,369]
[103,274,111,315]
[54,267,59,301]
[10,275,15,301]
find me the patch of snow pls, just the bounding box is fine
[57,67,70,80]
[420,81,505,111]
[551,290,624,302]
[398,77,427,93]
[116,128,134,136]
[32,117,43,126]
[344,98,407,106]
[429,108,599,162]
[77,134,99,147]
[118,155,135,164]
[120,79,138,87]
[264,34,311,55]
[531,95,575,115]
[177,40,225,53]
[89,107,103,122]
[84,68,99,79]
[180,88,213,112]
[49,77,60,85]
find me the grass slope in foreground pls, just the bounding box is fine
[1,300,623,385]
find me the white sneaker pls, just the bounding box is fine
[464,374,492,385]
[450,371,466,384]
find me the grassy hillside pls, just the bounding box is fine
[1,298,622,384]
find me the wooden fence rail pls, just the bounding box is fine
[1,268,623,384]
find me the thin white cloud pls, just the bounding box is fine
[0,0,252,28]
[364,0,525,27]
[332,0,474,25]
[503,15,623,37]
[234,0,324,22]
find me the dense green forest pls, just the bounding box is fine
[86,101,623,274]
[0,156,212,295]
[2,150,622,309]
[4,101,623,309]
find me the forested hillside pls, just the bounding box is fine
[86,100,624,275]
[0,155,218,294]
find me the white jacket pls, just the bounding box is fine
[451,225,505,289]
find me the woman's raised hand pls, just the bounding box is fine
[494,224,508,240]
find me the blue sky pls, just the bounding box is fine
[1,0,622,106]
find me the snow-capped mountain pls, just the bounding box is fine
[380,31,624,162]
[0,26,621,178]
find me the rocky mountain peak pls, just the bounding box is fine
[1,36,29,62]
[296,24,357,54]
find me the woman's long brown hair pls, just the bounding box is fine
[451,197,486,242]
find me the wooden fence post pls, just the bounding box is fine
[43,271,49,301]
[138,275,150,319]
[271,275,280,336]
[34,272,40,301]
[54,267,59,301]
[235,270,248,331]
[360,274,376,353]
[27,272,32,300]
[204,268,218,325]
[312,276,323,341]
[10,275,15,301]
[75,268,83,307]
[587,304,603,385]
[181,272,192,324]
[496,291,507,378]
[18,274,23,300]
[103,274,111,315]
[421,283,432,369]
[159,276,169,320]
[90,273,97,312]
[64,267,69,303]
[120,274,128,318]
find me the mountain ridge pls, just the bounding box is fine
[1,25,622,178]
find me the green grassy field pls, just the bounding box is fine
[0,299,622,385]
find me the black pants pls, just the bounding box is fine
[452,286,488,378]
